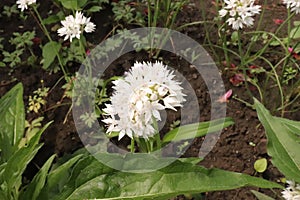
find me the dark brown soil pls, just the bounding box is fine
[1,0,298,199]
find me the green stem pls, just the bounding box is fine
[130,138,135,153]
[32,6,68,79]
[244,0,267,59]
[258,55,285,115]
[238,30,253,99]
[219,24,230,67]
[281,8,295,86]
[152,117,161,150]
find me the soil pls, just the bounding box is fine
[0,0,299,199]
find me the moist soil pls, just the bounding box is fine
[0,0,299,199]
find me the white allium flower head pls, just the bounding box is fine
[282,180,300,200]
[103,61,185,140]
[283,0,300,14]
[219,0,261,30]
[16,0,36,11]
[57,11,96,42]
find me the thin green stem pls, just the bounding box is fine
[32,6,68,79]
[130,138,135,153]
[244,0,267,59]
[258,55,284,116]
[152,117,161,150]
[238,30,253,99]
[219,24,230,67]
[147,0,152,27]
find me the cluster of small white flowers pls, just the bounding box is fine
[219,0,261,30]
[283,0,300,14]
[282,180,300,200]
[16,0,36,11]
[102,61,185,140]
[57,11,96,42]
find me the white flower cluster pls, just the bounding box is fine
[102,62,185,140]
[57,11,96,42]
[282,180,300,200]
[219,0,261,30]
[283,0,300,14]
[16,0,36,11]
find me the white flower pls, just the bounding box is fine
[16,0,36,11]
[219,0,261,30]
[57,11,96,42]
[282,180,300,200]
[102,61,185,140]
[283,0,300,14]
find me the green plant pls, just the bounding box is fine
[254,99,300,183]
[254,158,268,173]
[36,151,281,200]
[283,65,298,84]
[0,83,53,200]
[254,99,300,199]
[2,31,36,68]
[112,0,145,27]
[27,85,49,113]
[146,0,187,28]
[2,5,19,18]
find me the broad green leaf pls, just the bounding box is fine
[58,0,87,10]
[178,157,203,165]
[0,83,25,163]
[38,154,83,199]
[275,117,300,136]
[43,12,64,25]
[294,21,300,27]
[42,41,61,69]
[48,155,281,200]
[0,162,7,184]
[20,155,56,200]
[290,26,300,39]
[162,118,234,143]
[88,6,102,12]
[254,99,300,183]
[2,121,51,199]
[251,190,275,200]
[254,158,267,173]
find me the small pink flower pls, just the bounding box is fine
[218,89,233,103]
[86,49,91,56]
[288,47,300,60]
[273,19,284,25]
[230,73,245,86]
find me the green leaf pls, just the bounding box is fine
[87,6,102,12]
[0,83,25,163]
[20,155,56,200]
[0,62,5,67]
[275,117,300,136]
[42,41,61,69]
[254,99,300,183]
[162,118,234,143]
[251,190,275,200]
[2,122,52,199]
[254,158,268,173]
[43,12,64,25]
[58,0,87,10]
[38,154,83,199]
[293,21,300,27]
[48,155,281,200]
[290,26,300,39]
